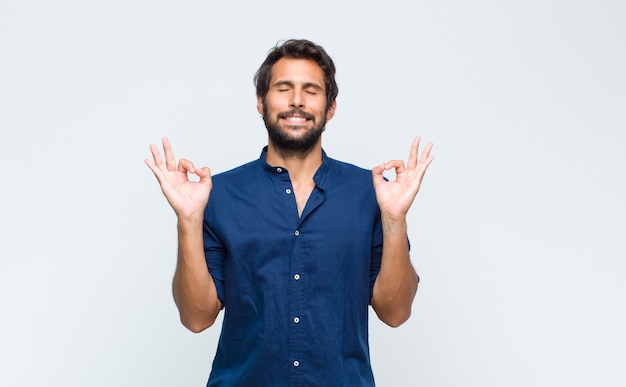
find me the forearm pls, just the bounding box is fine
[371,217,419,327]
[172,218,222,333]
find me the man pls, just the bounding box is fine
[145,39,434,386]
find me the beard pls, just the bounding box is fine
[262,105,327,159]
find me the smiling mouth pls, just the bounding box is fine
[279,110,314,124]
[283,116,309,123]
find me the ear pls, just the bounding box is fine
[256,96,264,115]
[325,100,337,121]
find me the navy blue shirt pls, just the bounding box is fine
[203,148,383,386]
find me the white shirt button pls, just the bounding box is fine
[294,230,300,236]
[276,168,283,173]
[293,360,300,367]
[294,317,300,323]
[294,274,300,280]
[285,188,292,194]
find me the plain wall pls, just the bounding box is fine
[1,1,625,386]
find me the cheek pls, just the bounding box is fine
[306,96,325,110]
[265,95,287,111]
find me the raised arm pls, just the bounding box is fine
[371,136,434,327]
[145,137,222,332]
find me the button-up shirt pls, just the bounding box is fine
[203,148,383,386]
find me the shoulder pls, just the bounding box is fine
[321,155,376,202]
[207,159,263,202]
[212,159,260,184]
[328,157,369,174]
[325,156,372,183]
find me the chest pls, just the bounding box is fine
[293,181,315,217]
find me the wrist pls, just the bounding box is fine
[381,214,407,236]
[177,216,204,233]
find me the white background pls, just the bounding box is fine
[1,1,625,386]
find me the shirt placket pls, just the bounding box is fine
[275,172,302,385]
[289,187,325,386]
[288,224,305,385]
[274,165,326,386]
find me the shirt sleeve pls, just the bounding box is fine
[369,208,383,303]
[368,207,413,302]
[203,220,226,307]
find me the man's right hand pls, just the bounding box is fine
[144,137,212,221]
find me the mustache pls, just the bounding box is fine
[278,109,315,121]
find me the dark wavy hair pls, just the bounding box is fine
[254,39,338,111]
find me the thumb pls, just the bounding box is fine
[371,163,386,186]
[197,166,212,185]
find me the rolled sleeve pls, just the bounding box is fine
[203,221,226,307]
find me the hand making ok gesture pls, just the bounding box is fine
[144,137,212,221]
[372,136,434,222]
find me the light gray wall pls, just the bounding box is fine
[1,1,624,386]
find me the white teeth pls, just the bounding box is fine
[285,117,307,121]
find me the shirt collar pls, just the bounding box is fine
[258,146,330,190]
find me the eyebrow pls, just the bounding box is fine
[271,80,324,91]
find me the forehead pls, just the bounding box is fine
[270,58,325,88]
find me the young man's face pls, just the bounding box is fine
[257,58,336,154]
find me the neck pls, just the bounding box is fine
[266,140,322,184]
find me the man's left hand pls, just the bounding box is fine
[372,136,434,222]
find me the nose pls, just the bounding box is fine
[289,89,305,109]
